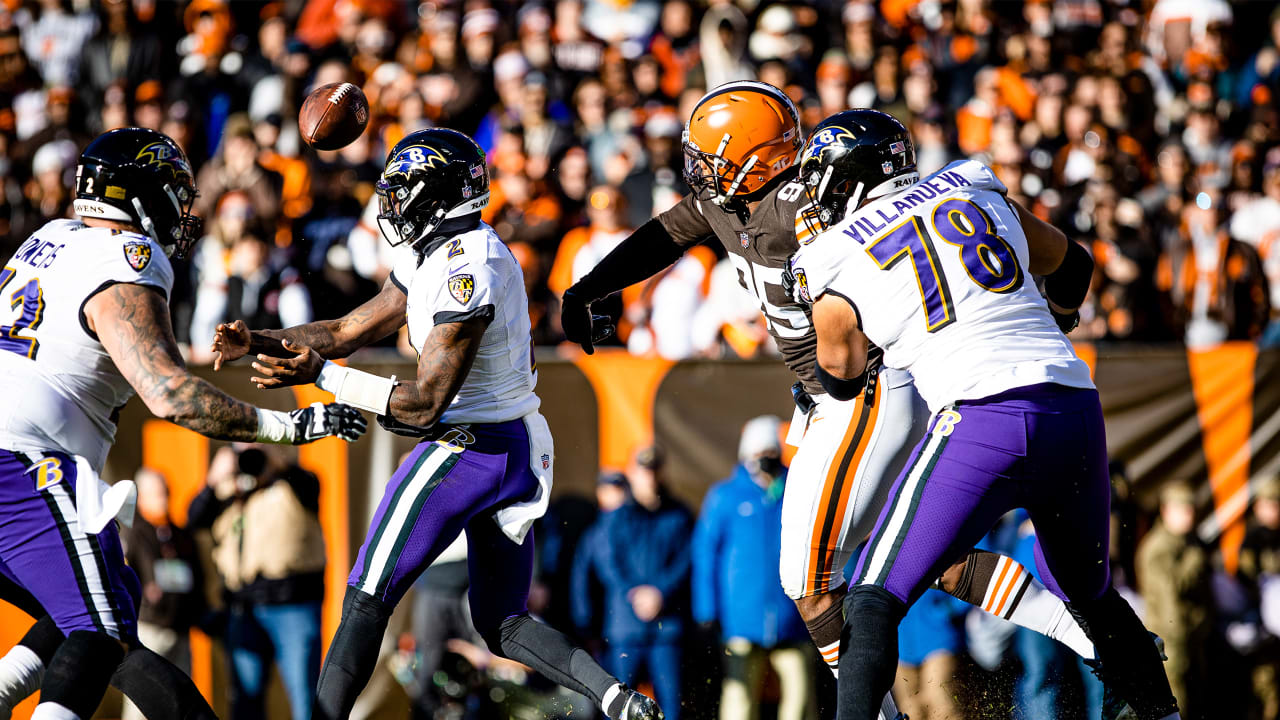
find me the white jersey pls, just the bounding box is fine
[0,219,174,469]
[790,159,1093,413]
[390,222,540,425]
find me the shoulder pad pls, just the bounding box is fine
[941,159,1007,194]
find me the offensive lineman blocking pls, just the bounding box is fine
[212,128,661,720]
[560,82,1095,702]
[789,110,1180,720]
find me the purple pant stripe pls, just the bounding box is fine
[347,420,540,628]
[0,449,137,639]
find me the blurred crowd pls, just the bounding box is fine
[2,0,1280,357]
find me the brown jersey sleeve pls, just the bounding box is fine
[658,194,716,248]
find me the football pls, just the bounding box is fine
[299,82,369,151]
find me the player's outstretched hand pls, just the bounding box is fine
[561,288,616,354]
[290,402,367,444]
[212,320,252,371]
[251,340,324,389]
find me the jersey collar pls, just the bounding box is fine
[414,213,483,262]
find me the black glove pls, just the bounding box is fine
[561,288,616,355]
[377,413,434,438]
[781,263,798,302]
[289,403,367,444]
[781,257,809,304]
[1051,308,1080,334]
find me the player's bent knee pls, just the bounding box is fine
[42,630,125,719]
[845,584,907,624]
[477,612,530,657]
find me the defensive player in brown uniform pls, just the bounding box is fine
[561,83,1101,716]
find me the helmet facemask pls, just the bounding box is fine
[682,133,762,208]
[375,177,449,250]
[160,181,202,258]
[74,160,202,259]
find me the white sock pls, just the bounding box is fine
[1008,578,1095,659]
[601,682,625,718]
[0,645,45,716]
[981,558,1095,660]
[817,639,839,677]
[31,702,80,720]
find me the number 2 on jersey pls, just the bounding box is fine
[0,267,44,358]
[866,198,1022,332]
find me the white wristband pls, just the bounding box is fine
[316,360,397,414]
[255,408,296,444]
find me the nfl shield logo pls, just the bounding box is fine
[123,241,152,271]
[541,453,551,469]
[462,185,473,199]
[881,161,893,175]
[738,231,750,248]
[448,274,475,305]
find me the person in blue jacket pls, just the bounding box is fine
[693,416,815,720]
[580,447,693,720]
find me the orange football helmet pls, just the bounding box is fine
[682,81,802,206]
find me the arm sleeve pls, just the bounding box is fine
[691,489,725,625]
[1043,240,1094,310]
[569,214,698,302]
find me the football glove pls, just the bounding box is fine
[781,262,802,304]
[561,288,616,354]
[377,412,435,438]
[290,403,367,444]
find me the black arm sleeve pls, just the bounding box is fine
[816,363,869,402]
[568,217,691,302]
[1043,240,1093,310]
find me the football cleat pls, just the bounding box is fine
[1088,633,1167,720]
[616,688,663,720]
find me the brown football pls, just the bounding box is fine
[299,82,369,151]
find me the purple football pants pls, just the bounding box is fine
[347,419,539,628]
[0,449,138,641]
[851,383,1112,606]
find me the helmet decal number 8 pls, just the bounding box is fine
[866,199,1022,333]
